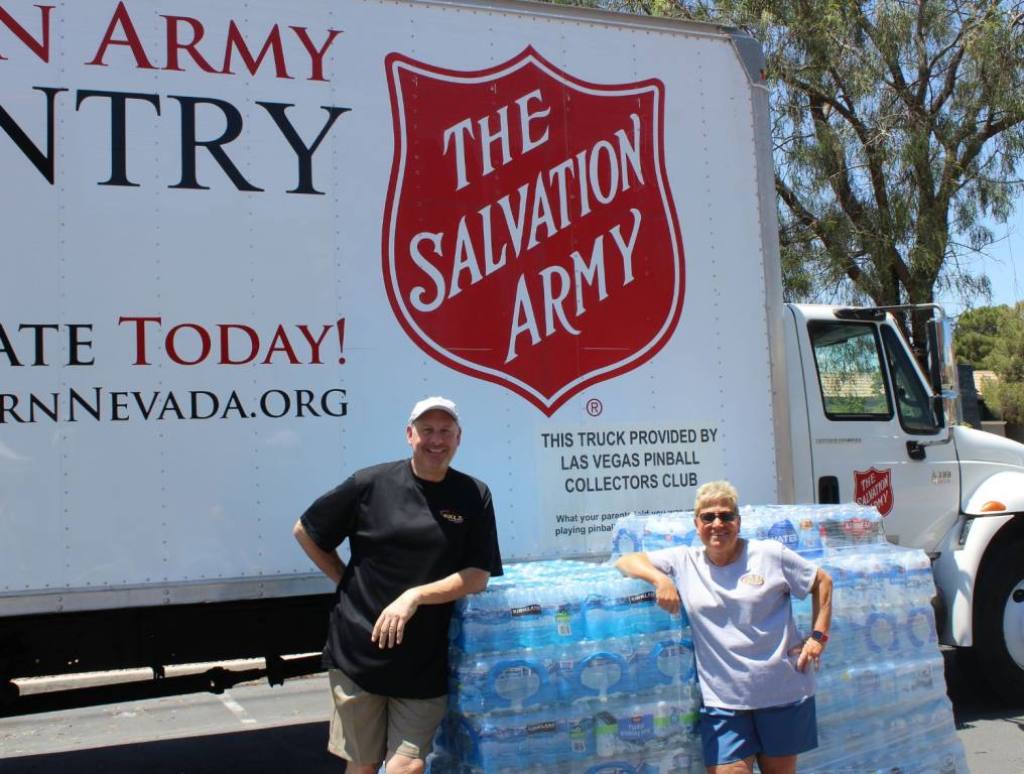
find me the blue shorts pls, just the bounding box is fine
[699,696,818,765]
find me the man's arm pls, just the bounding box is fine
[614,552,680,614]
[796,567,833,672]
[372,567,491,649]
[293,519,346,586]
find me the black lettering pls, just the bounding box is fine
[256,102,348,195]
[158,392,184,420]
[320,388,346,417]
[0,323,23,366]
[0,394,24,423]
[76,90,161,186]
[221,391,247,419]
[0,86,66,183]
[190,390,219,419]
[260,389,289,417]
[17,323,58,365]
[110,391,129,421]
[29,392,58,422]
[67,324,95,365]
[168,95,263,191]
[294,388,318,417]
[68,387,101,421]
[133,391,159,419]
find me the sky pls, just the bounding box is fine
[941,207,1024,319]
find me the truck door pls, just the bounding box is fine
[798,313,960,549]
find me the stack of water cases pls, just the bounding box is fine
[610,504,968,774]
[428,560,703,773]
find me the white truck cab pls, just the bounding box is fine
[786,303,1024,700]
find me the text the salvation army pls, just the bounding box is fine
[405,90,647,363]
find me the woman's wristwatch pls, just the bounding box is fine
[809,630,829,644]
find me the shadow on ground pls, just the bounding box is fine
[4,651,1021,773]
[0,721,343,774]
[942,647,1024,729]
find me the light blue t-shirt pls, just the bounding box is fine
[647,538,817,710]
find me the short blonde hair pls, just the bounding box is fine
[694,480,739,515]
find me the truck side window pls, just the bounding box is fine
[880,325,941,434]
[808,322,893,420]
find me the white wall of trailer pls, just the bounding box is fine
[0,0,783,613]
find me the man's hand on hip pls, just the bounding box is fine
[372,589,421,648]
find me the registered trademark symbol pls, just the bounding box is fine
[585,398,603,416]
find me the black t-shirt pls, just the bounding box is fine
[300,459,503,698]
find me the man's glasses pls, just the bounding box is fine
[698,510,738,524]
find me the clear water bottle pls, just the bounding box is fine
[524,709,562,767]
[593,698,622,759]
[632,634,694,690]
[574,647,630,700]
[797,517,824,559]
[486,652,548,710]
[477,711,528,772]
[508,585,550,649]
[566,702,596,762]
[583,586,615,641]
[451,653,492,713]
[613,520,644,555]
[904,605,937,656]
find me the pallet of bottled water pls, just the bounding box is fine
[428,560,703,773]
[609,503,968,773]
[610,502,888,559]
[798,542,967,773]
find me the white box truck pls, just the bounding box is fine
[1,0,1021,705]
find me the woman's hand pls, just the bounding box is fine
[796,636,824,672]
[655,576,681,614]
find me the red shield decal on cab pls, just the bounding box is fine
[854,467,894,517]
[383,48,684,415]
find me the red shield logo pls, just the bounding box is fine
[383,48,684,415]
[854,467,894,517]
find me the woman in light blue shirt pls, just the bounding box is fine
[616,481,833,774]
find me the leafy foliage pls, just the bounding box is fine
[583,1,1024,347]
[953,304,1013,366]
[982,303,1024,421]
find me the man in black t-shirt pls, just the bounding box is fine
[293,396,502,774]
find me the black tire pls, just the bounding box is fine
[974,540,1024,706]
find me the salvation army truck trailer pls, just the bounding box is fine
[1,0,1022,707]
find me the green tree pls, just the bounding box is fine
[953,304,1013,366]
[984,303,1024,421]
[601,0,1024,348]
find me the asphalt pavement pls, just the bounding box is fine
[1,649,1022,773]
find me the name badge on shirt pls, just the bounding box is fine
[740,573,765,586]
[441,510,464,524]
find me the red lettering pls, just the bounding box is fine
[118,315,162,365]
[162,14,216,73]
[297,324,330,364]
[221,21,290,78]
[261,325,299,364]
[0,3,52,62]
[218,323,260,365]
[166,323,211,365]
[290,26,341,81]
[86,1,155,69]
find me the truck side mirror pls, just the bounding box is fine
[925,318,943,395]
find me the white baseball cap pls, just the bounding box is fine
[409,396,459,424]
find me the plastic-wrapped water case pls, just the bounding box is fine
[431,505,966,773]
[609,502,887,561]
[436,560,701,773]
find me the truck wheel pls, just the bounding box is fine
[975,540,1024,704]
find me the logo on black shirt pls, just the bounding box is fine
[441,509,463,524]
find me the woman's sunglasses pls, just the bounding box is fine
[698,511,738,524]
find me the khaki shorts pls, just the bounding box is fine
[327,668,447,764]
